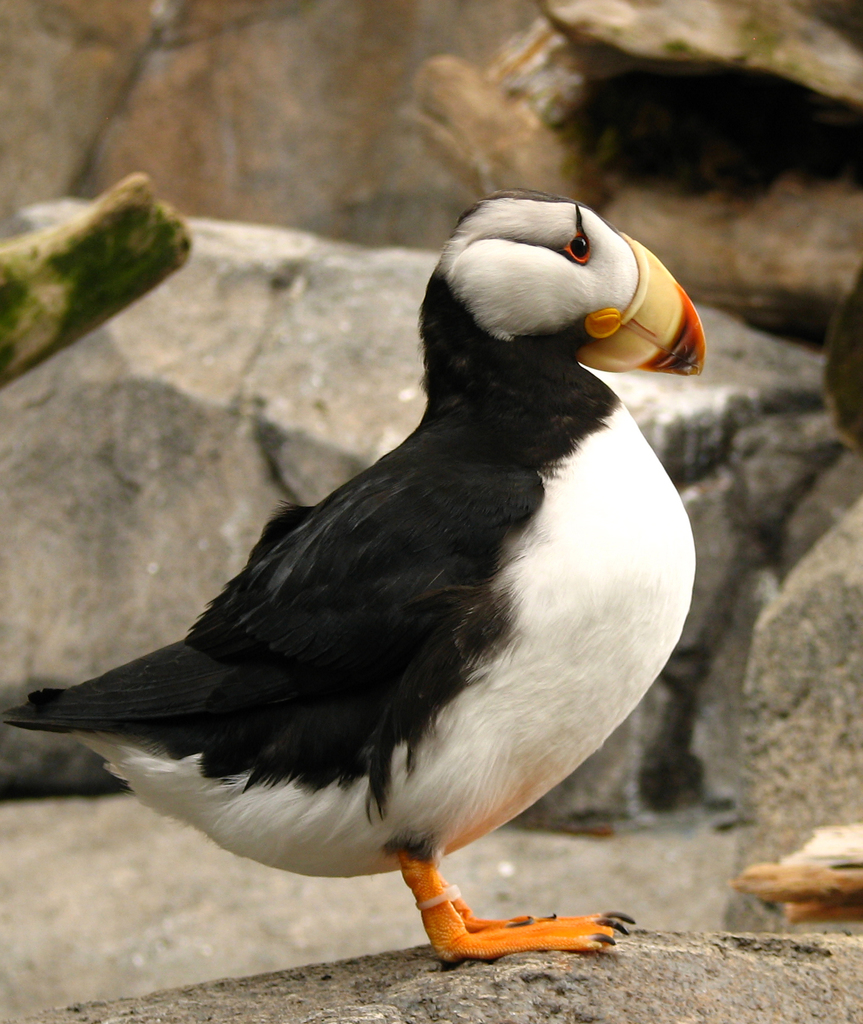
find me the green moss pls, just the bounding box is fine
[0,272,29,338]
[740,17,781,60]
[664,39,694,55]
[49,204,190,343]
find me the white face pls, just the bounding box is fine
[438,197,639,341]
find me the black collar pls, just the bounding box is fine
[419,272,619,470]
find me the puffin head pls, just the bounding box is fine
[436,189,705,376]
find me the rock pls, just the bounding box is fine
[730,411,843,550]
[0,199,839,820]
[83,0,537,249]
[782,449,863,573]
[0,0,154,219]
[605,177,863,340]
[413,54,573,199]
[727,492,863,931]
[543,0,863,109]
[10,932,863,1024]
[0,0,538,248]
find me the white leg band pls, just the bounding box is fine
[416,884,461,911]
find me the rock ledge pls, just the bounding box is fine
[11,933,863,1024]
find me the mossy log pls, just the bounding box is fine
[0,173,190,388]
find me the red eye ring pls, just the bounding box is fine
[563,233,590,265]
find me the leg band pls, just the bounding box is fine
[416,884,461,911]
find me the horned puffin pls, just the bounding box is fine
[5,190,705,961]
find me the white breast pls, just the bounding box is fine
[84,405,694,878]
[383,403,695,855]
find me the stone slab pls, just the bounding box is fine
[9,931,863,1024]
[727,491,863,931]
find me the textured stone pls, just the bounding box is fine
[782,449,863,573]
[730,411,843,546]
[0,0,153,218]
[543,0,863,110]
[10,930,863,1024]
[86,0,536,249]
[727,493,863,930]
[413,54,574,199]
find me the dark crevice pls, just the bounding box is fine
[639,651,707,810]
[575,70,863,195]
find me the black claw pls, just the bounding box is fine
[597,917,630,935]
[540,913,558,921]
[589,933,616,946]
[602,911,636,925]
[505,916,535,928]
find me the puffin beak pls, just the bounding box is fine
[576,236,706,376]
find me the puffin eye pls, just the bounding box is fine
[562,233,590,265]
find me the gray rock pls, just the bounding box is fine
[730,412,843,547]
[727,492,863,931]
[10,933,863,1024]
[544,0,863,109]
[782,449,863,573]
[83,0,537,250]
[0,0,538,248]
[0,199,840,818]
[0,0,153,219]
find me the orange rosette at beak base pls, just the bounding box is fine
[578,236,706,376]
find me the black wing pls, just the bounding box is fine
[7,417,542,729]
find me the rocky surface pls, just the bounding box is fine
[414,53,572,200]
[0,0,153,219]
[727,490,863,932]
[0,200,852,821]
[543,0,863,109]
[0,0,536,247]
[0,795,737,1018]
[9,930,863,1024]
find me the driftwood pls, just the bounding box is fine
[731,823,863,922]
[0,173,190,388]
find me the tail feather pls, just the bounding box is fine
[2,641,289,733]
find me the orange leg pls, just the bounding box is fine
[398,851,632,962]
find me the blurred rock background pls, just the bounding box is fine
[4,0,863,1017]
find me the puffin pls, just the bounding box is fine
[4,190,705,962]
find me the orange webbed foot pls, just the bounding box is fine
[398,851,633,962]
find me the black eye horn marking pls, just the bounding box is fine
[562,206,591,265]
